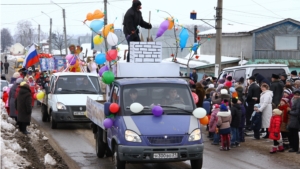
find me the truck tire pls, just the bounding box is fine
[96,129,106,158]
[50,114,57,129]
[41,105,48,122]
[190,158,203,169]
[113,144,125,169]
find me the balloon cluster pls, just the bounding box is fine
[156,17,174,39]
[103,103,120,129]
[66,54,81,72]
[192,107,208,125]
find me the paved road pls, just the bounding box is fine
[30,107,297,169]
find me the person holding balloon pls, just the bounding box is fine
[123,0,152,62]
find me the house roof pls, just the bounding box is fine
[250,18,300,33]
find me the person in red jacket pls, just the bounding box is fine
[2,86,9,113]
[269,109,283,153]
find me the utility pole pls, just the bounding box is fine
[194,25,197,43]
[49,18,52,54]
[215,0,223,76]
[63,9,68,55]
[104,0,108,51]
[32,19,40,52]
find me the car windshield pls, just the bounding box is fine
[122,83,194,115]
[54,76,101,94]
[1,81,8,91]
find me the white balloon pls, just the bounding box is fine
[192,108,207,119]
[130,102,144,113]
[107,32,118,46]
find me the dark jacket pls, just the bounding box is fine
[15,85,32,123]
[251,112,262,130]
[246,83,260,105]
[4,62,9,68]
[239,104,246,128]
[255,73,270,86]
[288,98,300,130]
[230,104,241,128]
[270,80,284,106]
[235,85,244,103]
[9,83,19,117]
[192,73,198,83]
[123,1,152,36]
[195,83,205,108]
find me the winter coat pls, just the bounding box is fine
[15,85,32,123]
[205,87,216,95]
[203,101,211,115]
[268,115,282,140]
[255,73,270,86]
[224,81,232,88]
[270,80,284,106]
[195,83,205,108]
[246,83,261,105]
[239,104,246,128]
[8,83,19,117]
[278,104,290,132]
[209,108,219,132]
[287,98,300,130]
[123,1,152,36]
[2,91,8,104]
[251,112,262,130]
[192,73,198,83]
[230,104,242,128]
[258,90,273,128]
[211,92,222,104]
[217,110,232,130]
[235,85,244,103]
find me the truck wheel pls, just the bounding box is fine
[113,144,125,169]
[96,129,106,158]
[190,158,203,169]
[41,105,48,122]
[50,115,57,129]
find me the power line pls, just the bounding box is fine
[1,0,129,5]
[223,18,260,27]
[223,8,284,19]
[250,0,283,18]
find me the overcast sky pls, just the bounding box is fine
[1,0,300,36]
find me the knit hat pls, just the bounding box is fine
[273,109,282,115]
[254,104,260,108]
[12,72,20,78]
[218,79,225,84]
[220,104,228,111]
[283,89,291,95]
[291,70,297,76]
[220,89,228,94]
[208,84,214,88]
[232,97,238,104]
[16,78,23,84]
[281,98,289,104]
[2,86,8,92]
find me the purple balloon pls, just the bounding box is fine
[156,20,170,39]
[152,106,163,117]
[103,118,113,128]
[69,56,77,65]
[99,65,109,77]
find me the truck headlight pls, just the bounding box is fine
[188,129,201,141]
[125,130,142,142]
[57,102,66,110]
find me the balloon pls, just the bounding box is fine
[65,54,73,61]
[93,35,104,45]
[192,108,207,119]
[99,65,109,77]
[95,53,106,64]
[200,116,209,125]
[107,32,118,46]
[192,43,199,52]
[69,56,77,65]
[103,118,113,128]
[93,9,104,19]
[102,24,114,37]
[167,17,174,30]
[130,102,144,113]
[179,28,189,51]
[156,20,169,38]
[109,103,119,113]
[152,106,163,117]
[192,92,199,104]
[33,93,37,99]
[106,49,118,61]
[102,71,115,84]
[36,92,45,100]
[86,13,93,21]
[90,20,104,32]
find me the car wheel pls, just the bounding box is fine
[50,115,57,129]
[190,158,203,169]
[113,144,125,169]
[96,128,106,158]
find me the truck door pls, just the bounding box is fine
[107,85,120,146]
[47,76,55,111]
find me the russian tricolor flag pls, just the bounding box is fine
[23,45,39,68]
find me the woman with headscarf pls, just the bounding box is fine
[8,78,23,121]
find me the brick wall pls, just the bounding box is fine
[129,42,162,63]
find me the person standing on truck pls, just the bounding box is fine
[245,76,260,131]
[192,69,198,84]
[270,74,284,106]
[123,0,152,62]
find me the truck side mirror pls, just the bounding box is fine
[104,102,111,116]
[45,86,50,94]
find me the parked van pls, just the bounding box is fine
[218,64,290,85]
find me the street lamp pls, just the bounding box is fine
[41,11,52,54]
[50,0,68,55]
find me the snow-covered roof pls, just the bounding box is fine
[198,25,255,35]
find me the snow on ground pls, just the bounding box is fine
[0,100,30,168]
[44,153,57,165]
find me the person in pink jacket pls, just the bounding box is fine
[209,104,220,145]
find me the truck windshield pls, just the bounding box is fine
[54,76,101,94]
[123,83,194,115]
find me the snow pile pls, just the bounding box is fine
[44,153,57,165]
[1,100,30,168]
[42,136,49,141]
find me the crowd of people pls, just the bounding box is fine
[190,69,300,153]
[2,67,52,134]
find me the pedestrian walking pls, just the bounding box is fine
[8,78,23,121]
[4,61,9,74]
[287,90,300,153]
[251,104,262,139]
[217,104,232,151]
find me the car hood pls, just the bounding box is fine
[54,94,103,106]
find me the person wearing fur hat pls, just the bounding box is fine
[8,78,23,121]
[209,104,220,145]
[217,104,232,151]
[268,109,283,153]
[230,97,242,147]
[270,73,284,106]
[289,70,299,83]
[287,90,300,153]
[278,98,291,150]
[211,92,222,105]
[251,104,262,139]
[205,84,216,100]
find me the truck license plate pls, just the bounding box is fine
[73,111,85,115]
[153,153,178,159]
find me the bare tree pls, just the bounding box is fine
[1,28,14,52]
[14,20,36,47]
[52,30,73,55]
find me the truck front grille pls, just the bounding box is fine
[147,136,183,145]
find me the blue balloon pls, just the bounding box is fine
[95,53,106,64]
[179,28,189,51]
[90,20,104,32]
[192,43,199,52]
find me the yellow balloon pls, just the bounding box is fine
[36,92,45,100]
[93,35,104,45]
[102,24,114,38]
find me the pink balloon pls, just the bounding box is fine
[65,54,73,61]
[156,20,170,38]
[192,92,199,104]
[106,49,118,61]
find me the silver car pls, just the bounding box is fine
[1,80,9,99]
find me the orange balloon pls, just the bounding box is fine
[232,91,238,98]
[86,13,94,21]
[102,24,114,37]
[199,116,209,125]
[93,9,104,19]
[167,17,174,30]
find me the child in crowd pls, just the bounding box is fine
[282,89,293,106]
[217,104,232,151]
[278,98,291,150]
[238,99,246,142]
[2,86,9,113]
[230,97,241,147]
[269,109,283,153]
[209,104,220,145]
[251,104,262,139]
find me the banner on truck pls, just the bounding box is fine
[86,96,105,129]
[54,59,67,72]
[39,58,55,71]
